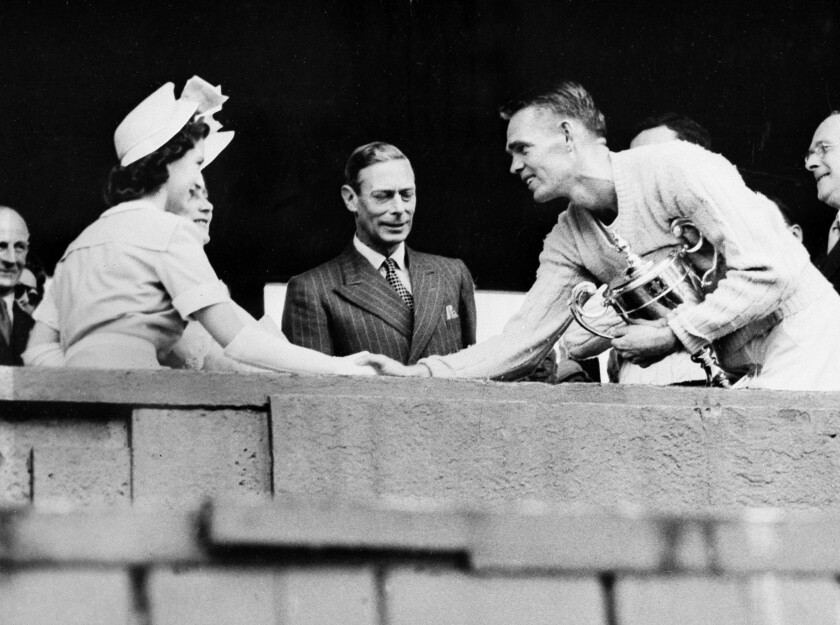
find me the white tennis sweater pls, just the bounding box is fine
[421,141,836,380]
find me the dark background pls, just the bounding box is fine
[0,0,838,315]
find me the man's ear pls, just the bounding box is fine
[341,185,358,213]
[559,120,574,150]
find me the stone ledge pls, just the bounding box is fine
[2,366,838,409]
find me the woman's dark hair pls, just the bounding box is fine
[103,120,210,207]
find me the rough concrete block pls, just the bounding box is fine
[756,576,840,625]
[616,575,751,624]
[209,497,470,552]
[386,567,605,625]
[32,445,130,507]
[0,403,129,448]
[147,567,276,625]
[618,574,840,625]
[132,408,271,507]
[273,567,377,625]
[1,508,206,564]
[271,395,711,509]
[472,512,711,572]
[714,514,840,573]
[0,569,132,625]
[707,407,840,511]
[0,446,31,504]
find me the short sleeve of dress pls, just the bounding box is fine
[158,222,230,318]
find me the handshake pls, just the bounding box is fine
[333,352,430,377]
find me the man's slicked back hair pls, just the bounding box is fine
[345,142,408,192]
[499,81,607,138]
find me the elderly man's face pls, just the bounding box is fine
[344,159,416,256]
[506,106,574,203]
[0,210,29,295]
[805,114,840,209]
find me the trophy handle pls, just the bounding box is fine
[671,217,704,253]
[569,282,617,340]
[670,218,719,290]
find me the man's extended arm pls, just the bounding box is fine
[413,221,603,379]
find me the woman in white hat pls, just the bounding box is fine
[23,77,375,375]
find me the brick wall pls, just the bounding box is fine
[2,368,840,622]
[1,367,839,511]
[2,499,840,625]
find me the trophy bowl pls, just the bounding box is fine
[568,218,730,388]
[570,250,704,339]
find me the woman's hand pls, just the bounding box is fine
[351,353,431,377]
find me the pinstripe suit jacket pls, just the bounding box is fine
[282,244,476,364]
[0,302,33,366]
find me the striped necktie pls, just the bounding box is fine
[0,300,11,345]
[382,258,414,309]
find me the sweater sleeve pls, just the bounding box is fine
[420,218,613,379]
[647,146,807,354]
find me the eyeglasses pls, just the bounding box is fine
[804,142,836,165]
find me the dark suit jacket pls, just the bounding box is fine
[0,302,34,366]
[282,245,476,364]
[816,243,840,296]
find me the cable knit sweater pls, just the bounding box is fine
[421,141,837,379]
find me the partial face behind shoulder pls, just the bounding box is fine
[343,159,416,256]
[163,139,210,233]
[806,114,840,210]
[0,209,29,293]
[505,106,574,203]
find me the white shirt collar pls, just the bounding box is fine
[353,236,407,271]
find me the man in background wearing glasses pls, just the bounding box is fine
[806,112,840,296]
[0,207,34,365]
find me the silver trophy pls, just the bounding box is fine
[569,218,730,388]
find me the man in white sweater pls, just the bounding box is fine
[369,82,840,391]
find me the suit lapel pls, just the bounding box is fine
[407,250,445,362]
[816,242,840,281]
[334,245,413,338]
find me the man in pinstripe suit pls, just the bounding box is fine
[281,142,476,364]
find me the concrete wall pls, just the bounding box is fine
[1,367,839,511]
[3,499,840,625]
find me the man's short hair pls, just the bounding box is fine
[345,142,408,192]
[499,81,607,138]
[633,112,711,149]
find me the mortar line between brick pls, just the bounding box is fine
[375,565,389,625]
[27,447,34,503]
[129,566,152,625]
[266,400,275,497]
[129,409,136,503]
[600,572,619,625]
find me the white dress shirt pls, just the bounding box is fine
[353,235,413,293]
